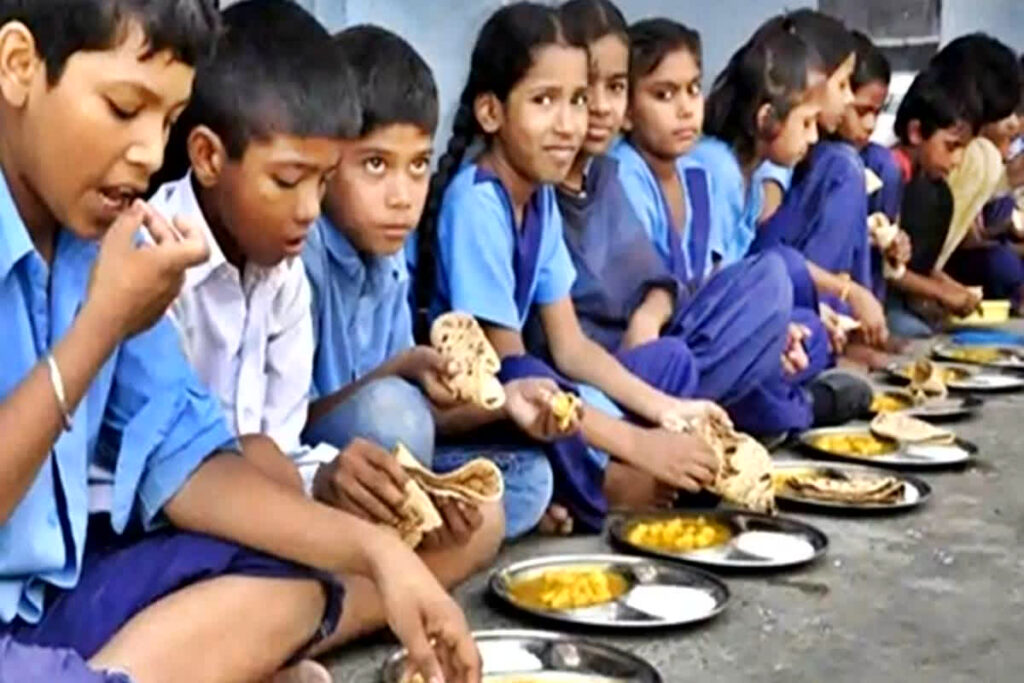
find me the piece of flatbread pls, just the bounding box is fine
[908,358,948,402]
[394,477,444,548]
[430,312,506,410]
[865,168,884,195]
[781,471,905,504]
[870,412,956,445]
[549,391,583,432]
[395,443,504,503]
[684,417,776,515]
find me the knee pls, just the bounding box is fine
[343,377,436,466]
[751,251,795,323]
[499,451,554,539]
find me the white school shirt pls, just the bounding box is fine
[150,174,314,456]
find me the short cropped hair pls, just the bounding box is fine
[0,0,219,84]
[334,25,439,137]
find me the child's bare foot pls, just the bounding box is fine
[271,660,332,683]
[604,461,678,511]
[538,504,574,535]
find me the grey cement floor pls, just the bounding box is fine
[326,334,1024,682]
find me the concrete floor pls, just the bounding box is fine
[326,335,1024,682]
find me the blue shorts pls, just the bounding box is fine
[1,516,342,679]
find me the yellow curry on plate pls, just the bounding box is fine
[626,516,732,553]
[507,567,629,611]
[811,433,898,458]
[870,393,912,413]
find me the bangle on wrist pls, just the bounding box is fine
[46,354,73,432]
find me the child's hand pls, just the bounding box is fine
[420,498,483,551]
[657,397,731,433]
[782,323,812,375]
[504,378,583,441]
[943,285,983,317]
[886,230,912,266]
[633,428,719,492]
[818,304,850,355]
[847,284,889,348]
[312,438,411,524]
[87,200,209,339]
[399,346,462,408]
[366,535,481,683]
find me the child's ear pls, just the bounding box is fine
[755,103,777,137]
[474,92,504,135]
[188,126,226,186]
[0,22,42,108]
[908,120,924,147]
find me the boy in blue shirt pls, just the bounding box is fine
[0,2,478,682]
[304,26,570,543]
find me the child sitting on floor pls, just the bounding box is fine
[303,24,568,543]
[0,0,477,681]
[564,4,868,434]
[152,0,488,670]
[415,2,724,518]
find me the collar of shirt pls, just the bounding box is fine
[317,213,405,293]
[151,173,290,294]
[0,171,37,282]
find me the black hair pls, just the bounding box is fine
[188,0,359,158]
[773,8,855,76]
[929,34,1021,131]
[850,30,890,91]
[414,1,579,338]
[626,18,701,88]
[334,25,439,137]
[559,0,627,48]
[0,0,219,84]
[894,67,970,145]
[704,20,820,167]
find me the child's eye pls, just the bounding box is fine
[364,157,387,175]
[106,98,140,121]
[656,88,676,101]
[608,81,627,95]
[687,83,702,97]
[273,176,299,189]
[533,94,554,106]
[571,92,588,107]
[410,158,431,177]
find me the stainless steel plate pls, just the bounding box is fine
[884,361,1024,393]
[488,554,729,629]
[798,425,975,469]
[869,390,982,421]
[381,630,662,683]
[932,342,1024,369]
[608,509,827,570]
[772,460,932,513]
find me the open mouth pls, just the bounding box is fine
[97,185,143,214]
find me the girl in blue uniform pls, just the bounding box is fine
[561,8,866,433]
[837,31,912,303]
[749,10,892,366]
[415,2,725,524]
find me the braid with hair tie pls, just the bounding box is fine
[413,91,480,341]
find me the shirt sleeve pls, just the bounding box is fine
[802,154,871,286]
[261,263,314,454]
[101,316,237,532]
[534,199,577,305]
[438,183,521,329]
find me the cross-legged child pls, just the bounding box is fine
[561,4,867,434]
[415,2,725,519]
[302,25,563,547]
[0,1,478,682]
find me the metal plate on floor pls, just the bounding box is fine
[932,342,1024,370]
[868,390,982,421]
[488,554,729,630]
[772,460,932,513]
[381,630,662,683]
[608,509,827,570]
[798,425,975,469]
[884,361,1024,393]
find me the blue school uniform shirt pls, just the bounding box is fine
[555,155,681,351]
[0,175,234,626]
[755,141,872,288]
[432,164,576,330]
[303,215,413,397]
[861,143,903,222]
[610,139,719,284]
[688,136,794,266]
